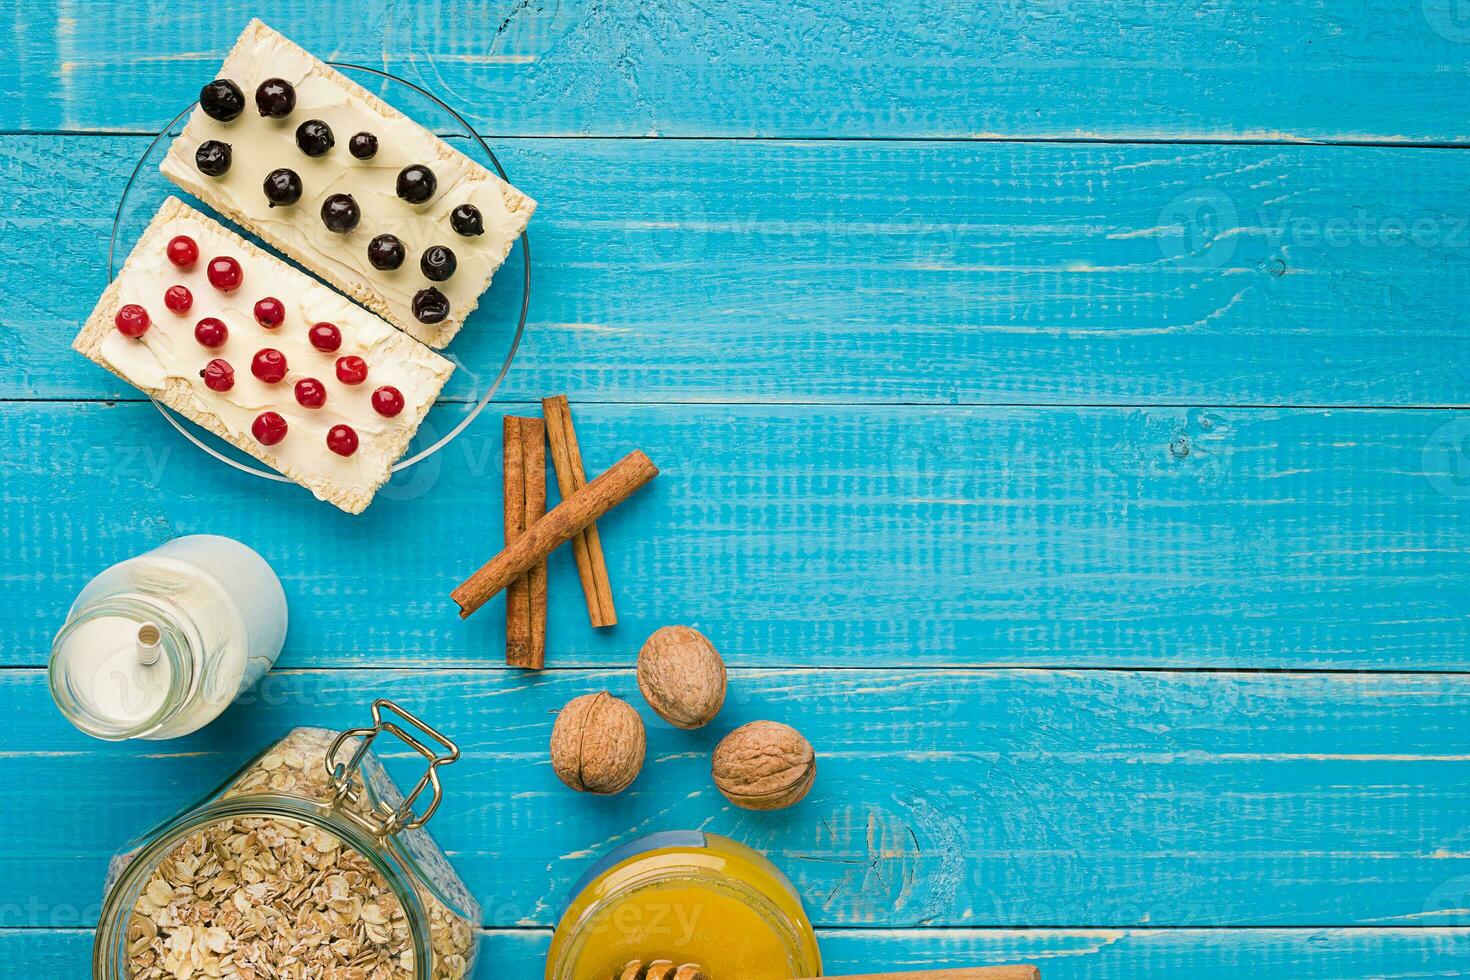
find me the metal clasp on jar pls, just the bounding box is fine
[325,698,461,837]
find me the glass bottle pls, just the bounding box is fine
[48,534,287,740]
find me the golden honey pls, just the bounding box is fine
[546,832,822,980]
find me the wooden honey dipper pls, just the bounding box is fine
[615,963,1040,980]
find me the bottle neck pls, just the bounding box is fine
[48,595,198,740]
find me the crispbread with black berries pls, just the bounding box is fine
[161,19,535,348]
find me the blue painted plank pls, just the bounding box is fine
[2,667,1467,930]
[4,401,1469,670]
[8,136,1470,406]
[11,927,1470,979]
[817,930,1470,978]
[3,1,1469,141]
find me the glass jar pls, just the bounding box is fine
[546,832,822,980]
[95,700,479,980]
[50,534,288,740]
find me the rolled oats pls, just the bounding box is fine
[123,729,475,980]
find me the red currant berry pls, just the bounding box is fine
[294,378,327,409]
[207,255,243,292]
[194,317,229,348]
[166,235,199,269]
[251,348,288,383]
[164,285,193,314]
[114,304,150,338]
[308,322,342,353]
[252,411,288,446]
[335,355,368,385]
[371,385,405,417]
[199,358,235,392]
[253,296,286,328]
[327,424,359,457]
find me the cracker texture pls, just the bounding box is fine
[74,197,453,515]
[160,18,535,348]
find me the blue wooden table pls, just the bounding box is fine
[4,1,1470,976]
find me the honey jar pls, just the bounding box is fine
[546,832,821,980]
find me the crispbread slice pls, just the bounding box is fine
[160,18,535,348]
[74,197,454,515]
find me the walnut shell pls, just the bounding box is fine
[550,692,645,795]
[637,625,727,729]
[711,720,816,810]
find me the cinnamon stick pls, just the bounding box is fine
[525,420,548,664]
[502,417,528,661]
[503,416,547,668]
[542,395,617,627]
[453,450,658,619]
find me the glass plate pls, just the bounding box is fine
[109,64,531,483]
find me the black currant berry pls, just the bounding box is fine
[255,78,296,118]
[199,79,245,122]
[367,234,407,271]
[321,194,361,233]
[195,140,232,177]
[263,168,303,207]
[348,132,379,160]
[413,287,450,324]
[420,245,457,282]
[450,204,484,237]
[396,164,437,204]
[295,119,335,157]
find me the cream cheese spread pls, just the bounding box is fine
[91,198,454,511]
[160,19,535,348]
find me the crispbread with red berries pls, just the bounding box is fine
[74,197,454,514]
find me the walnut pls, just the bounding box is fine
[636,626,727,729]
[551,691,646,794]
[712,721,816,810]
